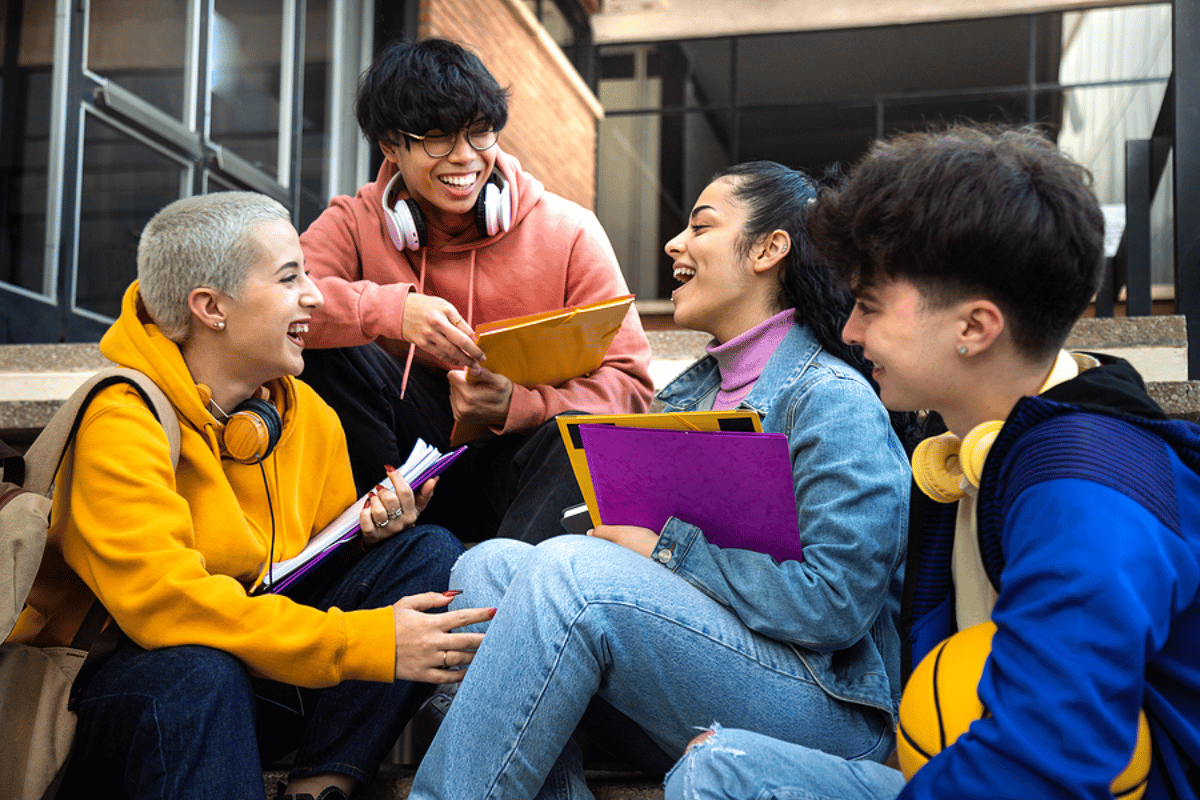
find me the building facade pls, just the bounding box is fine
[0,0,1186,352]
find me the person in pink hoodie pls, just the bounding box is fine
[299,38,654,544]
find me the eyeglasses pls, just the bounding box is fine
[395,124,499,158]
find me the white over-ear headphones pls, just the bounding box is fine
[382,170,512,251]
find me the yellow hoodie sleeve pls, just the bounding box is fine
[57,387,396,688]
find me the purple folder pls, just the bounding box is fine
[578,425,802,563]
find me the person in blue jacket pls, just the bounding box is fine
[406,161,916,800]
[663,124,1200,800]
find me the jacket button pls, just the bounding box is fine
[655,549,671,564]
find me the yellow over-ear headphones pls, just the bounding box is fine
[910,350,1098,503]
[911,421,1004,503]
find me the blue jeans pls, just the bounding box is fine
[61,524,462,800]
[409,537,895,800]
[664,725,907,800]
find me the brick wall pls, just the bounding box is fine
[421,0,601,210]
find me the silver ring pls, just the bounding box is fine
[386,507,404,522]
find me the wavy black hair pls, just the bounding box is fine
[356,38,511,149]
[715,161,923,452]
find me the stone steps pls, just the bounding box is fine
[1,315,1195,438]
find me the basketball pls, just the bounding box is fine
[896,621,1151,799]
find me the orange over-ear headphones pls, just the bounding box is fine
[220,396,282,464]
[381,170,512,251]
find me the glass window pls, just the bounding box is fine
[87,0,188,120]
[210,0,283,180]
[299,0,330,230]
[0,62,53,296]
[75,113,187,320]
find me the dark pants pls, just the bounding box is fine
[60,525,463,800]
[301,344,584,544]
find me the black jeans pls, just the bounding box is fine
[301,344,584,544]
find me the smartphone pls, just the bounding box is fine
[560,503,593,535]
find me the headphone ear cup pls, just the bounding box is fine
[911,432,966,503]
[222,397,282,464]
[959,420,1004,489]
[393,198,427,250]
[475,174,512,238]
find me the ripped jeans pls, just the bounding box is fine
[665,725,907,800]
[409,537,896,800]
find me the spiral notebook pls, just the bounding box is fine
[251,439,466,596]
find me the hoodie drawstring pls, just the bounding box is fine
[399,249,427,399]
[399,248,478,398]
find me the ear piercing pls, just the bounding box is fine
[214,321,226,331]
[958,345,968,355]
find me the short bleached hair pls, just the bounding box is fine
[137,192,291,342]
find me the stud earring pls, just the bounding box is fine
[958,345,968,355]
[214,321,226,331]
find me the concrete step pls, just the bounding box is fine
[0,315,1196,441]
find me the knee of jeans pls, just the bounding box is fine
[665,724,741,800]
[523,535,618,597]
[448,538,533,601]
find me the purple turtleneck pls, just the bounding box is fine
[706,308,795,410]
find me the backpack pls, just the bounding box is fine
[0,368,179,800]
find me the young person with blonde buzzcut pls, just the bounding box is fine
[10,192,494,800]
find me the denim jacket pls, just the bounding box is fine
[653,323,911,720]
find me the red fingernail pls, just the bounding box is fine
[487,607,497,619]
[375,484,387,493]
[362,498,371,510]
[368,491,377,499]
[443,590,463,597]
[384,464,397,473]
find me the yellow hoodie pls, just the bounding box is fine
[10,283,395,687]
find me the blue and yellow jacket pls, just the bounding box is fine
[900,355,1200,800]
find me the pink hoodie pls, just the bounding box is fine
[300,150,654,435]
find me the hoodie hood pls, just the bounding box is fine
[1038,351,1168,421]
[100,281,298,449]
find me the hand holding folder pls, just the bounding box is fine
[450,294,635,445]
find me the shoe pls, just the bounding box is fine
[275,781,349,800]
[420,681,459,724]
[410,682,460,758]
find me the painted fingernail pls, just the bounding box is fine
[362,498,371,510]
[443,590,463,597]
[384,464,397,473]
[375,484,387,493]
[487,607,497,619]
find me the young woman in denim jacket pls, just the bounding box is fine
[407,162,913,800]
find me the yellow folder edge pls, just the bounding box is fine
[556,410,764,528]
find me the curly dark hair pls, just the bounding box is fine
[808,124,1105,360]
[356,37,510,149]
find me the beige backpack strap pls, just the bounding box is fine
[23,368,180,496]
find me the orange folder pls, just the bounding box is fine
[451,295,636,445]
